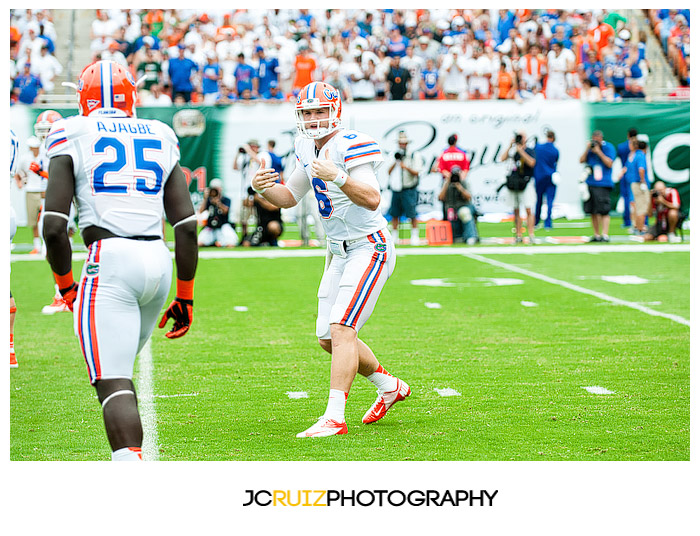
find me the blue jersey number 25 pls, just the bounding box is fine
[93,137,164,195]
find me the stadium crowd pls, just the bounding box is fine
[10,8,690,106]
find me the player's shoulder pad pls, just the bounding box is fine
[45,116,75,156]
[336,129,383,167]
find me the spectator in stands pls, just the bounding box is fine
[201,51,222,104]
[644,180,683,243]
[420,58,440,99]
[198,179,238,248]
[168,43,198,103]
[31,43,62,93]
[142,82,173,106]
[495,61,516,99]
[136,47,163,100]
[233,52,257,99]
[580,130,616,242]
[261,80,285,102]
[12,62,43,104]
[546,41,575,99]
[401,46,424,100]
[101,40,129,68]
[386,54,411,100]
[440,46,468,100]
[519,44,547,91]
[292,42,317,93]
[579,78,602,102]
[255,45,279,97]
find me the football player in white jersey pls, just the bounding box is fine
[33,110,76,315]
[10,129,20,368]
[252,81,411,438]
[43,60,199,461]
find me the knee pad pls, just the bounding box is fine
[457,206,472,223]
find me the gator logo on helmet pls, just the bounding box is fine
[323,88,338,100]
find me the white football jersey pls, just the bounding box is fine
[291,128,385,241]
[10,129,19,177]
[46,110,180,238]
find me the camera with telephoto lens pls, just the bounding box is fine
[589,140,600,149]
[394,151,404,161]
[514,132,523,144]
[209,188,219,197]
[238,147,246,154]
[652,191,660,198]
[450,165,461,183]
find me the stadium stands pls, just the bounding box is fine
[10,9,690,106]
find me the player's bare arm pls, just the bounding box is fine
[252,167,298,208]
[163,163,198,282]
[43,155,76,278]
[311,149,380,211]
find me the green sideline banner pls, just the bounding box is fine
[587,102,690,211]
[10,101,689,226]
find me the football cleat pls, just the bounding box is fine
[362,378,411,424]
[41,296,71,315]
[296,417,348,438]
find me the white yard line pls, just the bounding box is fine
[464,253,690,327]
[136,338,159,461]
[9,243,690,263]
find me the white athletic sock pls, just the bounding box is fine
[33,237,41,251]
[323,389,347,422]
[367,371,398,393]
[411,227,419,240]
[111,447,143,461]
[392,229,400,243]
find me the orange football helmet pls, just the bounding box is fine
[77,60,137,117]
[295,81,342,139]
[34,110,63,142]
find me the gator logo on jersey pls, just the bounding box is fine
[86,263,100,276]
[374,243,387,253]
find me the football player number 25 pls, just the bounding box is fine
[312,177,333,218]
[93,137,163,195]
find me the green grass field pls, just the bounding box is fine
[9,221,690,461]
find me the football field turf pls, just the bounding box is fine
[9,242,690,461]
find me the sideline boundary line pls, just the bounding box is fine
[10,243,690,263]
[464,252,690,327]
[136,338,159,461]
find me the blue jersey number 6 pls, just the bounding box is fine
[312,177,333,218]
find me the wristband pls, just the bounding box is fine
[53,270,75,291]
[176,278,195,301]
[252,185,268,195]
[334,171,347,188]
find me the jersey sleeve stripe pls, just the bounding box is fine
[348,142,376,151]
[345,150,381,162]
[47,138,68,151]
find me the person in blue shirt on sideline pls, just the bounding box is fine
[580,130,616,242]
[620,139,650,235]
[534,130,560,229]
[616,128,637,228]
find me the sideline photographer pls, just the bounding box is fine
[197,179,239,247]
[387,130,424,245]
[233,139,271,237]
[438,165,479,244]
[579,129,616,242]
[499,131,537,244]
[644,180,683,243]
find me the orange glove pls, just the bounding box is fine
[158,298,193,338]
